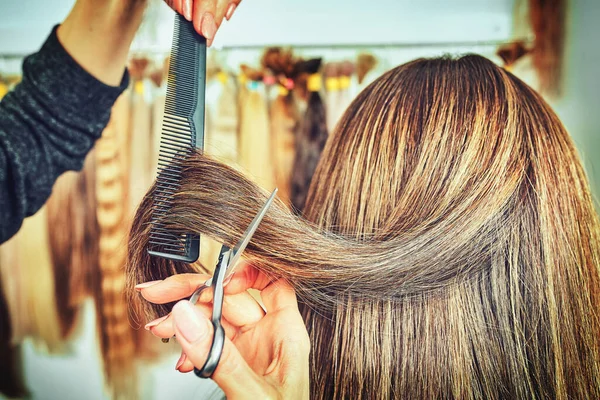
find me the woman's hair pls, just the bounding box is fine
[128,54,600,399]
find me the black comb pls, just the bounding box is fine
[147,14,206,263]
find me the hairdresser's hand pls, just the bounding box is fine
[137,264,310,400]
[164,0,242,46]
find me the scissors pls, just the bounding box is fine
[182,188,278,378]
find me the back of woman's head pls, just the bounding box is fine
[300,54,600,399]
[128,55,600,399]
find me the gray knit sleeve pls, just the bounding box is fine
[0,26,129,244]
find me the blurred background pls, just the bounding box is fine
[0,0,598,399]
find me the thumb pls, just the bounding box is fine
[171,301,274,398]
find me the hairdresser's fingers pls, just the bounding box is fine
[221,291,266,327]
[175,351,189,371]
[261,312,310,398]
[224,0,241,21]
[195,291,265,331]
[137,273,264,326]
[164,0,183,16]
[221,262,274,294]
[136,273,212,304]
[224,263,298,312]
[182,0,193,20]
[259,278,300,313]
[177,355,195,373]
[147,303,237,340]
[213,0,228,25]
[164,0,194,21]
[192,0,217,44]
[207,0,241,30]
[144,313,173,332]
[177,291,264,373]
[172,301,275,398]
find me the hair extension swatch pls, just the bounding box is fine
[0,204,63,354]
[262,48,301,205]
[95,93,137,399]
[238,70,275,190]
[7,206,63,352]
[209,72,239,164]
[323,62,341,133]
[127,58,153,218]
[355,53,377,85]
[496,40,531,71]
[528,0,565,97]
[128,55,600,399]
[337,61,355,117]
[149,59,167,181]
[46,150,99,339]
[269,89,298,205]
[290,59,328,212]
[0,227,28,345]
[0,266,28,398]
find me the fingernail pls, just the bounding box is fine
[223,272,235,287]
[144,314,169,330]
[225,3,237,21]
[135,280,162,291]
[175,353,187,370]
[201,13,217,40]
[183,0,192,21]
[207,38,214,47]
[173,301,208,343]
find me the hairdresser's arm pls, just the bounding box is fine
[0,0,146,244]
[137,264,310,399]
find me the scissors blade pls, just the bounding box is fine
[229,188,278,269]
[203,188,278,288]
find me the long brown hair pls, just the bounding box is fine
[128,55,600,399]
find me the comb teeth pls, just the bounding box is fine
[148,13,206,263]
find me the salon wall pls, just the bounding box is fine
[0,0,513,55]
[1,0,599,399]
[554,0,600,200]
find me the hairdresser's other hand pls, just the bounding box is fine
[164,0,241,46]
[138,264,310,400]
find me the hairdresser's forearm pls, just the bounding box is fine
[58,0,147,86]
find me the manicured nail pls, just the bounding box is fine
[135,280,162,291]
[144,314,169,330]
[201,13,217,40]
[173,301,208,343]
[175,353,187,370]
[225,2,237,21]
[183,0,192,21]
[223,272,236,287]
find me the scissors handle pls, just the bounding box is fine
[194,323,225,378]
[194,245,229,378]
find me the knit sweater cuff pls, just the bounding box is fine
[21,25,129,131]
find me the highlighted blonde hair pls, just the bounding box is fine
[128,55,600,399]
